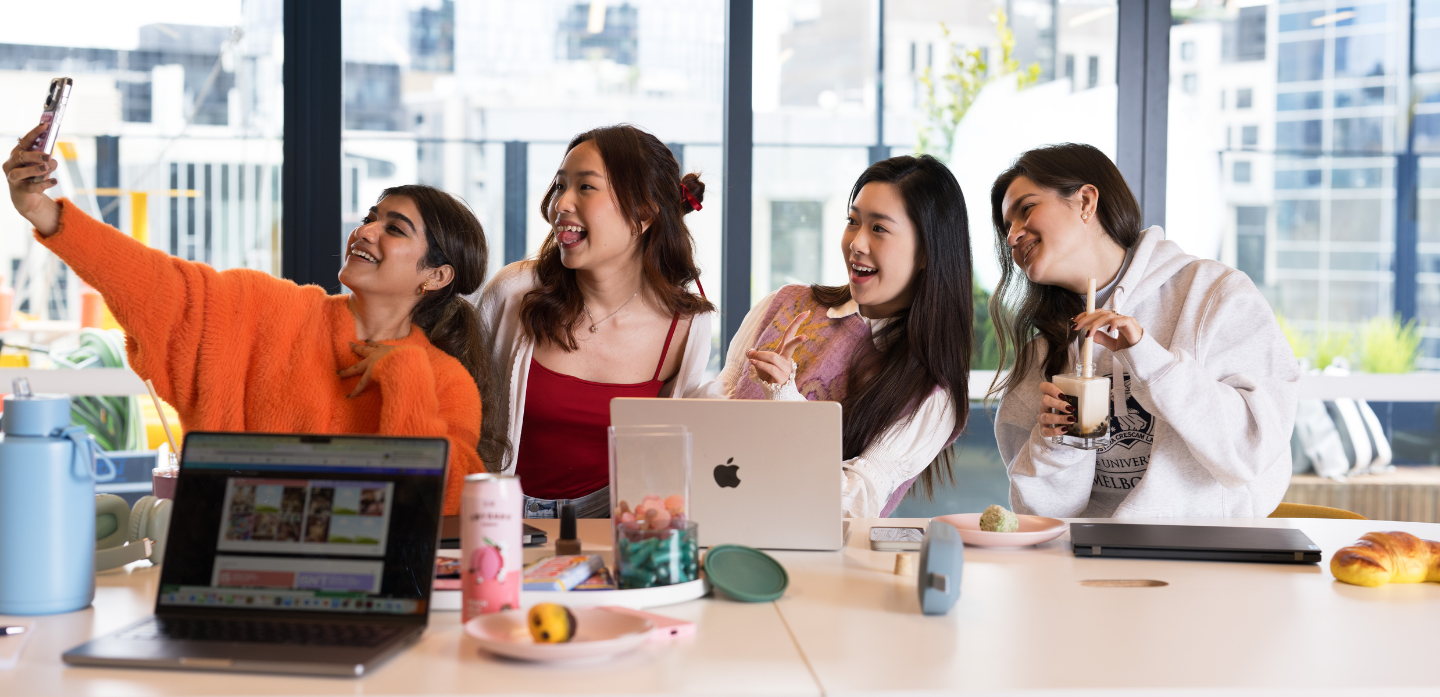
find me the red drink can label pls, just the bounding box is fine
[461,473,522,621]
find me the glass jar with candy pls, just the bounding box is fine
[607,425,699,589]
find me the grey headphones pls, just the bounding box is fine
[95,494,172,571]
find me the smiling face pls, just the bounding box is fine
[338,194,452,300]
[546,140,645,272]
[843,182,923,318]
[1000,176,1105,293]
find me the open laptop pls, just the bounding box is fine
[64,432,449,677]
[1070,523,1322,564]
[611,398,843,551]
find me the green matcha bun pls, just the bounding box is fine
[979,504,1019,533]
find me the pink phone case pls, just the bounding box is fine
[598,606,695,641]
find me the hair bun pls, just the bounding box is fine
[680,172,705,212]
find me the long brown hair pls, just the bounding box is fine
[812,155,973,499]
[987,144,1143,398]
[521,124,713,350]
[379,184,507,467]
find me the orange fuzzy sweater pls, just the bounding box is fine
[39,200,483,514]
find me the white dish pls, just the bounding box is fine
[934,513,1068,548]
[434,578,708,612]
[465,607,653,662]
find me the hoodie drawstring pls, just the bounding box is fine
[1109,286,1129,420]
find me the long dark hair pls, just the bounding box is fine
[522,124,713,350]
[811,154,973,499]
[987,143,1143,398]
[379,184,507,467]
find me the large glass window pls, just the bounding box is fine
[0,1,282,333]
[340,0,725,362]
[1167,0,1430,367]
[752,0,1118,364]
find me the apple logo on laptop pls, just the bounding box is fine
[713,458,740,488]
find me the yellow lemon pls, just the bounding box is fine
[527,603,577,643]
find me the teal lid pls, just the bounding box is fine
[703,545,788,602]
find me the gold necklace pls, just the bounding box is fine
[585,288,641,333]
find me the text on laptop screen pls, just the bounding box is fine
[156,434,448,616]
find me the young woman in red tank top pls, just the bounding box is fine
[476,125,715,518]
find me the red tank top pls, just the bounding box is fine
[514,316,681,500]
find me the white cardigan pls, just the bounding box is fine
[469,261,715,475]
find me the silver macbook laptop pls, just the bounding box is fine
[611,399,843,551]
[64,432,449,677]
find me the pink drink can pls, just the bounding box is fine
[461,473,522,621]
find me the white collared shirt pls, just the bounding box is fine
[693,288,958,517]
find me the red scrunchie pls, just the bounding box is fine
[681,183,702,212]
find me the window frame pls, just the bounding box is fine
[286,0,1172,348]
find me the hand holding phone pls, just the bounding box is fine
[4,123,60,234]
[3,78,70,235]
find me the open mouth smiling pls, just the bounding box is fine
[1017,238,1039,267]
[850,260,878,285]
[555,222,587,247]
[349,247,378,263]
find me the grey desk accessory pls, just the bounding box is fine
[918,520,963,615]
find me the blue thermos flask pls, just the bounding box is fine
[0,379,112,615]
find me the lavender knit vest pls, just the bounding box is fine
[733,285,918,516]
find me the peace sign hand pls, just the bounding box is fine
[747,310,810,386]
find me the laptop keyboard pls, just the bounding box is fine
[118,617,403,648]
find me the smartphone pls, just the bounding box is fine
[869,526,925,551]
[28,77,72,183]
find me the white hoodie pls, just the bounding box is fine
[997,227,1301,518]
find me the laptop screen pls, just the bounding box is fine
[155,433,448,617]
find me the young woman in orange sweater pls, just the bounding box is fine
[5,123,493,514]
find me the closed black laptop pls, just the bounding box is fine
[1071,523,1322,564]
[64,432,448,677]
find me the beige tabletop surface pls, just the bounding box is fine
[3,517,1439,696]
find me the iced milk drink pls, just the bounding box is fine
[1051,363,1111,450]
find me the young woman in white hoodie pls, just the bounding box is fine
[990,144,1300,518]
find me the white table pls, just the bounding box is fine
[778,517,1440,695]
[3,518,1439,696]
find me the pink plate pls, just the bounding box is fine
[465,607,653,662]
[934,513,1067,548]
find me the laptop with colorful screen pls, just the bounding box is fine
[63,432,448,677]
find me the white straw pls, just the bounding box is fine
[144,379,180,458]
[1082,278,1096,378]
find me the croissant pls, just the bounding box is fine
[1330,531,1440,587]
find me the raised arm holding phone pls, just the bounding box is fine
[4,121,494,514]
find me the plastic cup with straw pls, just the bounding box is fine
[1051,278,1111,450]
[145,379,181,499]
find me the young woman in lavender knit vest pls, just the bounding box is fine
[694,155,975,517]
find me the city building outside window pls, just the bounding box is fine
[342,0,726,362]
[1242,124,1259,150]
[1171,0,1437,380]
[0,1,284,333]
